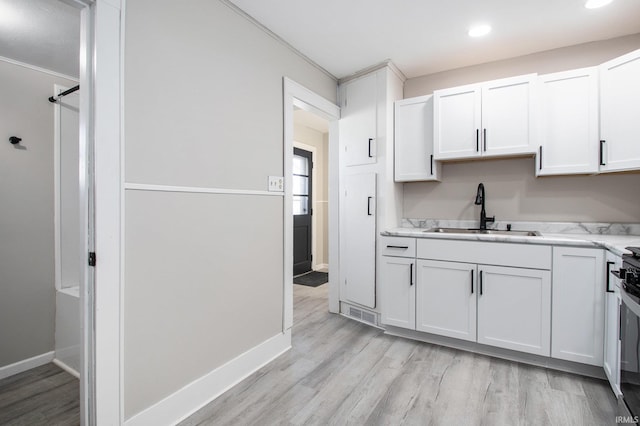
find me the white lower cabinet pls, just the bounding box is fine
[380,256,415,329]
[551,247,605,366]
[477,265,551,356]
[416,260,477,342]
[604,252,622,396]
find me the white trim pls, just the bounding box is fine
[338,60,406,85]
[315,263,329,271]
[124,330,291,426]
[124,182,284,197]
[284,78,340,331]
[92,1,123,424]
[0,55,79,82]
[53,358,81,379]
[0,352,55,380]
[293,141,318,270]
[218,0,336,82]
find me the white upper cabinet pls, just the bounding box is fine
[536,68,599,176]
[599,48,640,173]
[394,95,440,181]
[340,73,377,167]
[434,74,537,160]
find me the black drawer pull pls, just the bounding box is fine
[368,138,373,158]
[483,128,487,151]
[476,129,479,152]
[606,261,615,293]
[600,140,606,166]
[539,146,543,170]
[471,270,474,294]
[367,197,373,216]
[479,270,483,295]
[386,245,409,249]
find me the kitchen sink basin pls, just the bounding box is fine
[424,227,541,237]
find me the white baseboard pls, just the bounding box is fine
[125,330,292,426]
[52,358,80,379]
[0,351,55,380]
[314,264,329,271]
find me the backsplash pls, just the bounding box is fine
[402,218,640,236]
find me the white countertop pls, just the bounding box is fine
[382,227,640,258]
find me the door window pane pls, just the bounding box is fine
[292,175,308,196]
[293,195,309,215]
[293,155,309,176]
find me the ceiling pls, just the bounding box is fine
[294,108,329,134]
[0,0,80,78]
[228,0,640,79]
[2,1,639,82]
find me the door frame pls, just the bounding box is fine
[293,142,317,271]
[283,78,340,330]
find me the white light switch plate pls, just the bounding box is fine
[268,176,284,192]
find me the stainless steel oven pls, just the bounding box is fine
[618,247,640,418]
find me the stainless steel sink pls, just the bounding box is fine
[424,227,541,237]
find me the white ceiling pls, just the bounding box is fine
[0,0,80,78]
[228,0,640,79]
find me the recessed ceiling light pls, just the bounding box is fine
[585,0,613,9]
[468,24,492,38]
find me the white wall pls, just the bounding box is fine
[123,0,337,419]
[294,123,328,267]
[403,33,640,223]
[0,59,77,368]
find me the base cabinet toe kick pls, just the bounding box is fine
[380,236,613,378]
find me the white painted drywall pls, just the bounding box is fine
[122,0,336,418]
[0,59,77,368]
[403,34,640,223]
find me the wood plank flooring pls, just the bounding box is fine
[0,363,79,425]
[181,283,620,426]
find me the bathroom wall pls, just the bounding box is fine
[0,58,77,370]
[403,33,640,223]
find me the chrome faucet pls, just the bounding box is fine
[474,183,495,230]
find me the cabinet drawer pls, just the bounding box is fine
[416,239,551,270]
[380,236,416,258]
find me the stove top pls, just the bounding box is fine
[624,247,640,269]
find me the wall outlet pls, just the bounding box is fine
[268,176,284,192]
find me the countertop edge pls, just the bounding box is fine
[381,229,640,258]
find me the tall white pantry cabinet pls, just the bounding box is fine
[339,65,404,312]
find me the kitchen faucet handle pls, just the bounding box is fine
[487,216,495,223]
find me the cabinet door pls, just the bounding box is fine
[394,95,440,181]
[481,74,536,157]
[433,84,482,160]
[600,49,640,172]
[340,73,377,167]
[537,68,599,176]
[416,260,477,342]
[477,265,551,356]
[551,247,605,366]
[604,252,622,396]
[343,172,376,308]
[380,257,415,329]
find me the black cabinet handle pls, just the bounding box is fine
[410,263,414,286]
[483,128,487,151]
[619,305,623,341]
[367,197,373,216]
[606,261,615,293]
[600,140,606,166]
[386,245,409,249]
[476,129,479,152]
[430,154,434,175]
[539,146,543,170]
[368,138,373,158]
[471,270,474,294]
[479,270,483,295]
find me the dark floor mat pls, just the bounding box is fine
[293,271,328,287]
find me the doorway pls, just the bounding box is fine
[293,147,314,276]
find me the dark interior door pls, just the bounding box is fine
[293,148,313,276]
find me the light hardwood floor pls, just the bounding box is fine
[0,363,79,425]
[181,284,620,426]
